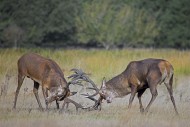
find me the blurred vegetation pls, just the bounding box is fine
[1,49,190,83]
[0,0,189,49]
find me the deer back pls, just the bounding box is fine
[18,53,67,88]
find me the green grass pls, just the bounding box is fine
[0,48,190,83]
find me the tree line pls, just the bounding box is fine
[0,0,189,49]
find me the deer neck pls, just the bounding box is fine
[107,74,131,97]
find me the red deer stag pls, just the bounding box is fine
[81,58,179,114]
[13,53,84,110]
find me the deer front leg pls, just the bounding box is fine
[13,74,25,109]
[42,87,49,110]
[144,85,158,113]
[128,85,137,109]
[33,81,43,111]
[137,88,147,113]
[56,100,59,109]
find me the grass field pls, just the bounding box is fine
[0,48,190,127]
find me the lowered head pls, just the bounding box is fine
[99,78,116,103]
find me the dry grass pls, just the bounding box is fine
[0,84,190,127]
[0,48,190,127]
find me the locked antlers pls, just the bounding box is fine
[67,69,102,110]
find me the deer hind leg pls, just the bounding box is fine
[137,88,147,113]
[33,81,43,110]
[13,74,25,109]
[165,74,179,115]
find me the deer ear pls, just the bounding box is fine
[101,77,106,89]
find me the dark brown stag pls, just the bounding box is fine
[81,58,179,114]
[13,53,89,110]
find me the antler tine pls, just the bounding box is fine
[93,97,103,110]
[61,98,81,111]
[61,98,89,111]
[86,87,97,90]
[68,75,84,86]
[70,68,80,73]
[71,69,92,79]
[86,96,98,102]
[80,74,99,98]
[68,68,100,109]
[71,68,86,75]
[84,96,102,110]
[68,73,79,79]
[81,92,99,98]
[82,75,98,90]
[68,68,88,85]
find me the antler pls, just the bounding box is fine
[68,69,87,86]
[85,96,103,110]
[69,68,99,97]
[61,98,87,111]
[59,92,91,112]
[68,68,102,110]
[61,97,102,112]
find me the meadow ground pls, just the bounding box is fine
[0,48,190,127]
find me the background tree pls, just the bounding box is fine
[0,0,189,49]
[76,0,159,49]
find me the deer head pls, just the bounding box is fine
[99,78,117,103]
[45,77,70,104]
[46,86,69,103]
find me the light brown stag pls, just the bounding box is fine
[80,58,179,115]
[13,53,89,110]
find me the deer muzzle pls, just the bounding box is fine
[46,87,69,103]
[106,96,113,103]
